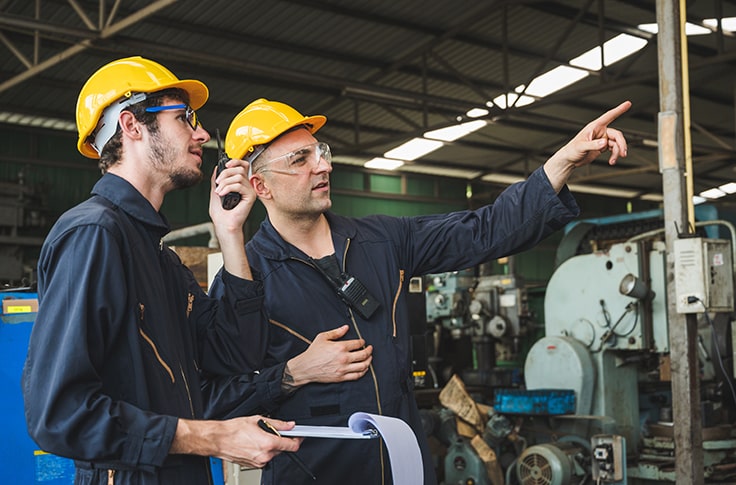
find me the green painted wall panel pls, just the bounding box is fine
[406,177,435,198]
[369,173,401,194]
[0,126,662,288]
[331,170,364,191]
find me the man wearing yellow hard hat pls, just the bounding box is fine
[22,58,301,484]
[212,97,631,484]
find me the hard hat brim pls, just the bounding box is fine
[301,115,327,135]
[169,79,208,110]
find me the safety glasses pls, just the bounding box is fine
[145,103,200,130]
[255,142,332,175]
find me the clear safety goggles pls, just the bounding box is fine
[255,142,332,175]
[145,103,200,130]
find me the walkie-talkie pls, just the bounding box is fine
[215,128,241,210]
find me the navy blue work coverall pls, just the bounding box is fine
[23,174,268,485]
[210,166,580,485]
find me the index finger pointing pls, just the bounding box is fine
[594,100,632,127]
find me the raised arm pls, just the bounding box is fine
[210,157,256,279]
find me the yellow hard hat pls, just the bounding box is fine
[225,98,326,160]
[76,56,209,158]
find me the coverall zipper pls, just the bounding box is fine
[179,364,195,418]
[391,270,405,338]
[138,326,175,383]
[342,240,387,485]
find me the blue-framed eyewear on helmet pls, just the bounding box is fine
[145,104,200,130]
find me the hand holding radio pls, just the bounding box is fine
[215,129,242,210]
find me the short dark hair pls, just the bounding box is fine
[98,88,189,174]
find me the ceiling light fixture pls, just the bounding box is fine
[718,182,736,194]
[492,91,536,109]
[638,22,712,35]
[425,120,487,142]
[700,188,727,199]
[466,107,489,118]
[384,138,443,161]
[0,111,76,131]
[523,65,590,97]
[703,17,736,32]
[364,157,405,170]
[693,195,708,205]
[570,34,648,71]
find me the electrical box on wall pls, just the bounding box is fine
[674,238,734,313]
[591,435,626,483]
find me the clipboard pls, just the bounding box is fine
[279,425,378,439]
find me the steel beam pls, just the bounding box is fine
[0,0,177,94]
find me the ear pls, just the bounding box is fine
[250,174,272,200]
[118,110,142,140]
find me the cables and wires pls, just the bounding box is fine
[595,300,639,351]
[689,296,736,409]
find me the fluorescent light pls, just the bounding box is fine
[640,193,664,202]
[567,183,640,198]
[703,17,736,32]
[425,120,487,142]
[466,107,489,118]
[700,188,727,199]
[693,195,708,205]
[570,34,648,71]
[639,22,712,36]
[384,138,443,161]
[641,139,658,148]
[719,182,736,194]
[481,173,527,185]
[0,111,76,131]
[637,24,658,34]
[483,175,663,200]
[493,92,536,109]
[364,157,405,170]
[399,164,484,179]
[524,66,589,97]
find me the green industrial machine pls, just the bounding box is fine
[423,208,736,485]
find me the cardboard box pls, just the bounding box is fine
[2,298,38,314]
[170,246,220,289]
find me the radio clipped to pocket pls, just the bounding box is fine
[312,254,380,319]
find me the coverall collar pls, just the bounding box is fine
[91,172,171,235]
[251,211,357,261]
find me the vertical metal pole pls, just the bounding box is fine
[656,1,703,483]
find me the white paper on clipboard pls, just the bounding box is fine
[278,412,424,485]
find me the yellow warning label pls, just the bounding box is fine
[6,305,32,313]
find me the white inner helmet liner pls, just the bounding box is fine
[90,92,148,155]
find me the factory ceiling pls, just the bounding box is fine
[1,0,736,204]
